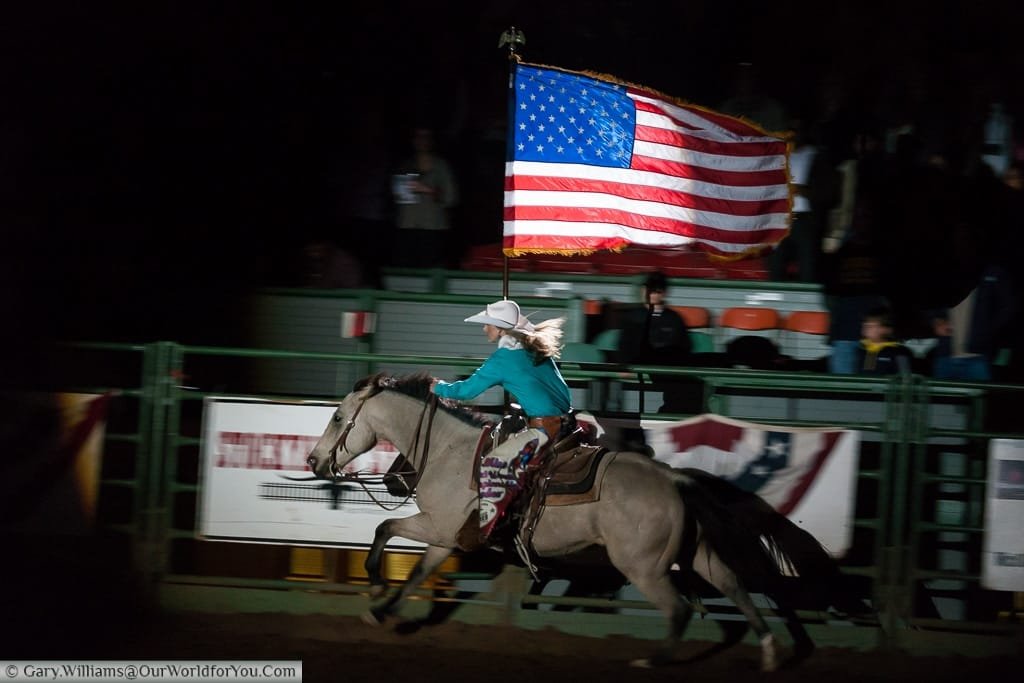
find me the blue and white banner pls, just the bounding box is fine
[578,412,861,557]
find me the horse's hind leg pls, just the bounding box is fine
[775,601,815,661]
[363,545,454,625]
[693,550,783,672]
[624,573,694,667]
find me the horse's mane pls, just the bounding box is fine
[354,372,494,428]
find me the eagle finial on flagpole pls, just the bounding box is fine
[498,26,525,59]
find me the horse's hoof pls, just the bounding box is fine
[629,658,655,669]
[361,609,386,626]
[761,651,777,672]
[368,582,388,599]
[760,634,787,672]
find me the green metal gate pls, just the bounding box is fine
[50,340,1024,654]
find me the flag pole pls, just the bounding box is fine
[498,26,525,300]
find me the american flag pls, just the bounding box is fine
[504,63,792,258]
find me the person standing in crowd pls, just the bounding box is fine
[431,299,574,547]
[616,271,696,436]
[927,263,1016,382]
[822,119,890,374]
[391,126,459,269]
[770,117,839,283]
[616,271,692,367]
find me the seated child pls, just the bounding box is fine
[856,307,914,375]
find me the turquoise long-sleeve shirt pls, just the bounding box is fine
[432,347,571,417]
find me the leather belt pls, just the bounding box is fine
[528,415,566,442]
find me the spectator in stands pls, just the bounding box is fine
[616,271,692,366]
[927,263,1016,382]
[330,109,393,288]
[770,116,839,283]
[822,123,890,374]
[390,126,459,269]
[856,306,914,375]
[997,160,1024,381]
[617,271,697,425]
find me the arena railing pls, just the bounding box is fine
[47,340,1024,654]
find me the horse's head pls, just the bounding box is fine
[306,374,388,479]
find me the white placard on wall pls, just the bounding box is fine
[197,397,423,551]
[982,438,1024,591]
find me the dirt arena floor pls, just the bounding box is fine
[7,608,1020,683]
[2,536,1020,682]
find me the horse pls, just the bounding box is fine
[305,372,853,671]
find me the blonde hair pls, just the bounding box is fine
[509,317,565,362]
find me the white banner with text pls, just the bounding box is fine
[197,397,422,550]
[198,399,860,555]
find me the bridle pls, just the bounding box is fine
[326,396,369,479]
[322,389,439,510]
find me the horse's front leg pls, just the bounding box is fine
[364,519,399,597]
[362,513,452,623]
[363,544,454,626]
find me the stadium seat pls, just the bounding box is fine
[560,342,605,364]
[591,328,621,353]
[783,310,831,335]
[782,310,831,362]
[717,306,782,347]
[719,306,781,330]
[669,305,711,329]
[669,305,714,354]
[689,330,715,354]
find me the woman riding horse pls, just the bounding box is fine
[307,370,870,670]
[431,299,575,546]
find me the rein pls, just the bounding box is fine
[328,390,439,511]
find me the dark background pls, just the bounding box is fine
[2,1,1023,379]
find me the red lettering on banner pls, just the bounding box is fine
[215,432,320,470]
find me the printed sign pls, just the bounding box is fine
[982,438,1024,590]
[198,400,860,556]
[197,397,423,550]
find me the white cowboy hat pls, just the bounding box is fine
[464,300,535,333]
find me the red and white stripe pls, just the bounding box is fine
[504,83,792,258]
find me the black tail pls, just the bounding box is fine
[674,468,873,616]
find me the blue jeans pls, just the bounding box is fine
[830,341,861,374]
[933,356,991,381]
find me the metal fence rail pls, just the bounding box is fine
[49,340,1024,653]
